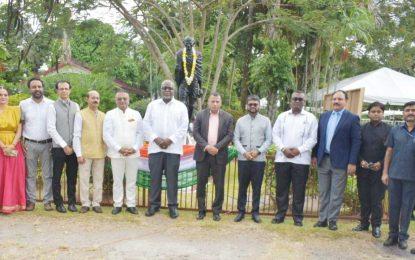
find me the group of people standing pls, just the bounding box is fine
[0,78,415,252]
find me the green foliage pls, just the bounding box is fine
[250,38,295,115]
[8,93,30,106]
[130,98,151,116]
[0,42,9,60]
[42,73,139,112]
[251,38,295,92]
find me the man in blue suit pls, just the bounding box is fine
[312,90,361,231]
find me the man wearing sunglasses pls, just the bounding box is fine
[103,90,143,215]
[143,80,189,219]
[233,95,272,223]
[272,90,318,226]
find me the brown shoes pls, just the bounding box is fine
[26,202,35,211]
[44,203,53,211]
[80,206,90,213]
[92,206,103,213]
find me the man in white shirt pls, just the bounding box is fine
[73,90,106,214]
[47,80,80,213]
[103,90,143,215]
[271,91,318,226]
[143,80,188,218]
[20,78,54,211]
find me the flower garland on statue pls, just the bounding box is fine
[182,47,197,86]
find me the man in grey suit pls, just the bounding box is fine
[193,92,234,221]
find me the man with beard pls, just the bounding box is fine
[73,91,106,214]
[233,95,272,223]
[47,80,80,213]
[382,101,415,250]
[272,91,318,226]
[312,90,361,231]
[143,80,188,218]
[103,91,143,215]
[20,78,54,211]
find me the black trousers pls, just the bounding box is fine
[196,154,227,214]
[388,178,415,241]
[148,152,180,208]
[52,148,78,206]
[356,171,385,227]
[237,160,265,214]
[275,162,309,221]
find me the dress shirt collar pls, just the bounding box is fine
[369,120,382,127]
[288,109,306,115]
[402,123,415,136]
[116,107,130,114]
[157,97,176,105]
[209,109,220,115]
[332,109,345,117]
[248,113,258,119]
[58,98,71,106]
[30,97,47,104]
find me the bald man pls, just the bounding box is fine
[73,91,107,213]
[103,91,143,215]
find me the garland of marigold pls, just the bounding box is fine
[182,47,197,86]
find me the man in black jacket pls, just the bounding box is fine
[193,92,233,221]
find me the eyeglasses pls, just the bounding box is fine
[247,103,259,107]
[117,97,128,101]
[162,87,173,90]
[292,97,304,102]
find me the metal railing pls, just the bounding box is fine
[35,155,389,219]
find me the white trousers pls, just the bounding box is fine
[111,157,139,207]
[78,158,105,207]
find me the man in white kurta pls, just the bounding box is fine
[103,91,143,215]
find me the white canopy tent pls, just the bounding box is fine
[316,67,415,106]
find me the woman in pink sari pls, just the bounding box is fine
[0,86,26,214]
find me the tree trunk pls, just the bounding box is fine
[239,2,255,109]
[267,90,278,124]
[227,58,236,107]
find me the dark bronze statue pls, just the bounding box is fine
[175,36,203,121]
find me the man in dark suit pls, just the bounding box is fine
[193,92,234,221]
[312,90,361,230]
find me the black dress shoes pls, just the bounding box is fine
[313,220,327,228]
[68,204,78,212]
[352,224,369,232]
[234,213,245,222]
[126,207,138,215]
[92,206,103,213]
[372,226,381,238]
[80,206,89,213]
[196,211,206,220]
[169,208,179,219]
[271,217,284,224]
[383,237,398,247]
[213,213,221,221]
[112,207,122,215]
[252,214,261,223]
[56,204,67,213]
[398,240,408,250]
[328,221,338,231]
[294,220,303,227]
[26,202,35,211]
[145,207,159,217]
[410,248,415,254]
